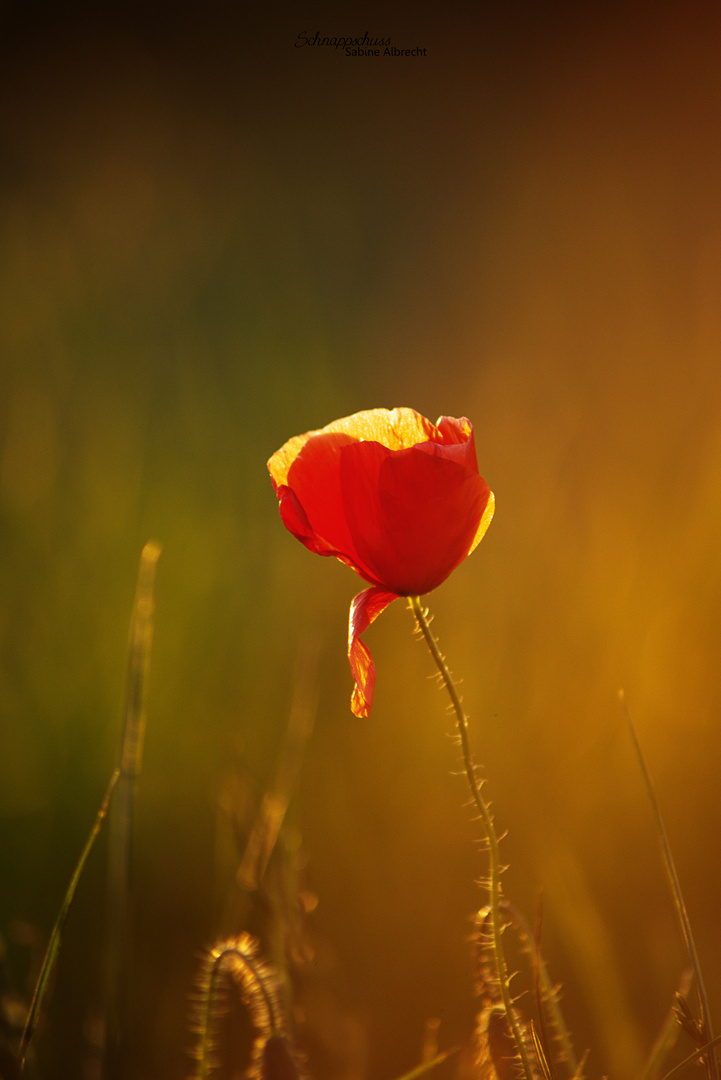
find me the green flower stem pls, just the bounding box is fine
[409,596,534,1080]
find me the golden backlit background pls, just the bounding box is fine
[2,2,721,1078]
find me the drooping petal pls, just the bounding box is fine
[348,586,399,717]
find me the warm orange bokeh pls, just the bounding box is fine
[2,6,721,1080]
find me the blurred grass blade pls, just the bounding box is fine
[101,540,161,1078]
[389,1046,459,1080]
[236,639,318,893]
[661,1036,721,1080]
[620,691,717,1080]
[119,540,162,781]
[18,767,121,1068]
[530,1019,555,1080]
[641,969,693,1080]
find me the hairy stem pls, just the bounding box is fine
[192,933,287,1080]
[501,901,580,1078]
[409,596,534,1080]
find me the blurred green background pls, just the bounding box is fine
[2,2,721,1078]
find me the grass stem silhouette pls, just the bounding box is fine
[620,691,717,1080]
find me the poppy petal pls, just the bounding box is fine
[348,586,399,717]
[281,432,366,567]
[467,489,495,556]
[340,440,491,595]
[268,408,495,717]
[433,414,473,443]
[432,416,479,470]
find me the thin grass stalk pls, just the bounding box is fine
[620,691,717,1080]
[640,970,693,1080]
[661,1036,721,1080]
[101,540,161,1078]
[409,596,535,1080]
[501,902,580,1079]
[18,767,121,1069]
[237,639,318,893]
[389,1047,459,1080]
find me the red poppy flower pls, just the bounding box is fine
[268,407,494,717]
